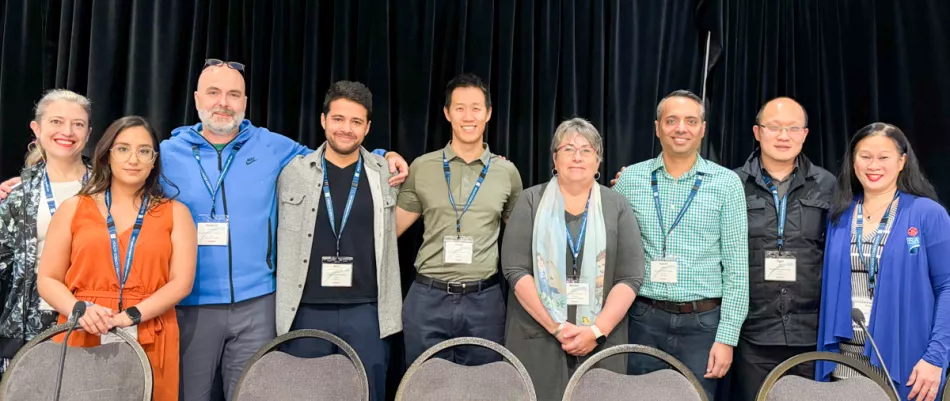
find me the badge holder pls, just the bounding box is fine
[852,298,873,330]
[197,214,229,246]
[650,256,678,284]
[566,276,590,306]
[764,250,797,282]
[443,236,474,264]
[321,256,354,287]
[101,326,138,344]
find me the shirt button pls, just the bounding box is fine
[291,307,296,311]
[303,259,308,263]
[308,233,312,237]
[312,208,316,212]
[781,288,788,294]
[298,284,303,288]
[783,315,789,321]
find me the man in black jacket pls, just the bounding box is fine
[730,97,835,401]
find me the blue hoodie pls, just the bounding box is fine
[160,120,311,305]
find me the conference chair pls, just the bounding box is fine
[755,352,897,401]
[0,323,152,401]
[562,344,706,401]
[395,337,537,401]
[232,329,369,401]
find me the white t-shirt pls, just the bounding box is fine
[36,180,83,311]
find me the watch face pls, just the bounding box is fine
[596,336,607,345]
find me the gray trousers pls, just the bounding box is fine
[176,293,276,401]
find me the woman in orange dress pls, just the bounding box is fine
[37,115,197,401]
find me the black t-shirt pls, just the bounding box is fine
[301,159,378,304]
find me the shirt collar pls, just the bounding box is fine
[443,141,492,165]
[651,152,712,178]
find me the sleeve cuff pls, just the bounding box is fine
[923,349,948,369]
[714,327,740,347]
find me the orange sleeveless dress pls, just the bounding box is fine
[55,195,179,401]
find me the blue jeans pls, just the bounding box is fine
[280,303,390,401]
[402,281,506,367]
[627,299,721,399]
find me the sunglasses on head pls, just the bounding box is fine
[204,58,245,72]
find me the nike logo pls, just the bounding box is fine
[246,157,257,166]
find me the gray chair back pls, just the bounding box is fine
[232,329,369,401]
[755,352,898,401]
[0,323,152,401]
[395,337,537,401]
[562,344,706,401]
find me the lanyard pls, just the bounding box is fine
[322,155,363,257]
[105,189,149,311]
[443,152,491,237]
[565,190,592,278]
[761,175,790,250]
[43,168,88,215]
[651,170,705,257]
[855,192,899,294]
[193,141,246,217]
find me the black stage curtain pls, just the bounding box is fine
[1,0,949,399]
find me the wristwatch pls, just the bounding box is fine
[590,325,607,346]
[125,306,142,326]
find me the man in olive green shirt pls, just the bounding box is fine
[396,73,523,366]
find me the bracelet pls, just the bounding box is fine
[552,322,565,337]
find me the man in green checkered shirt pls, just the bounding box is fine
[613,90,749,399]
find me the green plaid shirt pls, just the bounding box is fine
[614,154,749,346]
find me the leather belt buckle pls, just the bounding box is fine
[446,282,467,295]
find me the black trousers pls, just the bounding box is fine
[729,338,815,401]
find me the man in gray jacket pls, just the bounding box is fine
[275,81,401,401]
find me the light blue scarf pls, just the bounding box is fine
[533,179,607,326]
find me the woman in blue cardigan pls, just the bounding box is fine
[817,122,949,401]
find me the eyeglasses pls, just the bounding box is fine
[759,124,806,135]
[557,145,597,158]
[111,145,157,163]
[204,58,245,72]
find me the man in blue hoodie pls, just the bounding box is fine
[161,59,408,401]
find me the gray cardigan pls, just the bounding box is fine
[275,145,402,338]
[502,183,645,401]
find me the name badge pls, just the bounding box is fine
[321,256,354,287]
[566,279,590,306]
[38,297,55,312]
[443,236,474,264]
[650,257,678,284]
[101,326,138,344]
[852,298,873,330]
[765,251,797,282]
[197,214,229,246]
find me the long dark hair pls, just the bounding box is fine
[77,115,177,209]
[831,122,937,223]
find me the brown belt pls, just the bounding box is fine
[638,297,722,314]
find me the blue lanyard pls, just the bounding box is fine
[651,169,705,257]
[192,141,246,217]
[43,168,88,215]
[322,155,363,257]
[565,190,592,278]
[105,189,149,311]
[855,192,899,294]
[443,152,491,237]
[761,174,790,250]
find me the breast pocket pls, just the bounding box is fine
[747,198,769,238]
[799,198,830,240]
[278,192,307,232]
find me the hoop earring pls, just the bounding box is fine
[552,168,558,176]
[594,172,601,181]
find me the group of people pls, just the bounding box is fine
[0,57,945,401]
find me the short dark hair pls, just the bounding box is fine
[323,81,373,121]
[656,89,705,121]
[444,73,492,109]
[755,97,809,126]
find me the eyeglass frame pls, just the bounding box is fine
[203,58,245,72]
[555,144,598,158]
[110,145,158,163]
[757,124,807,135]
